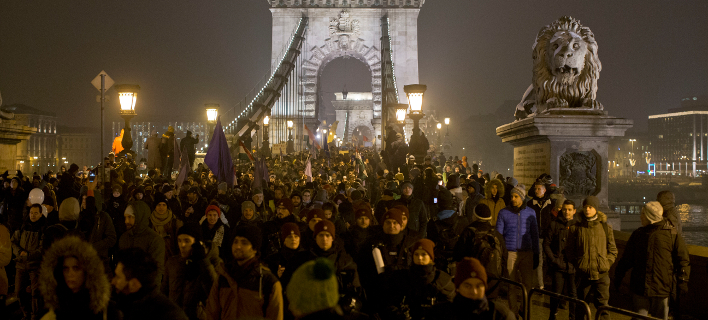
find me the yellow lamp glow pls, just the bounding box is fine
[444,118,450,125]
[205,104,219,123]
[436,123,442,129]
[404,84,427,114]
[115,84,140,115]
[263,115,270,126]
[287,120,294,128]
[396,107,407,123]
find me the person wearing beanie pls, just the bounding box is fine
[544,199,578,320]
[341,207,374,258]
[280,220,361,312]
[150,191,184,262]
[453,203,508,299]
[164,224,218,320]
[495,183,538,316]
[290,191,305,220]
[463,180,484,222]
[234,200,262,229]
[206,224,283,320]
[42,197,83,252]
[264,222,305,279]
[379,238,455,320]
[183,186,207,226]
[334,192,355,228]
[398,179,429,238]
[10,203,47,319]
[479,178,506,227]
[428,257,515,320]
[615,201,690,320]
[118,201,166,286]
[201,204,228,253]
[250,188,274,221]
[286,258,342,319]
[427,188,467,272]
[527,180,554,291]
[262,198,306,257]
[322,202,347,237]
[565,195,617,320]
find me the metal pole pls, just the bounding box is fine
[100,74,106,187]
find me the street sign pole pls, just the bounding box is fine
[101,74,105,187]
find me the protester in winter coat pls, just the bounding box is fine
[342,207,376,260]
[262,198,306,257]
[118,201,166,285]
[398,181,429,238]
[38,236,121,320]
[201,205,228,253]
[427,257,516,320]
[381,239,455,319]
[113,247,188,320]
[615,201,690,320]
[145,130,163,171]
[5,177,26,232]
[233,200,263,229]
[479,179,505,226]
[206,225,284,320]
[150,192,184,262]
[566,196,617,320]
[162,225,219,320]
[544,199,578,320]
[11,203,46,319]
[656,190,682,234]
[463,180,484,222]
[80,195,116,270]
[427,187,467,273]
[106,185,128,238]
[496,184,539,316]
[453,203,508,299]
[252,188,274,221]
[265,222,306,279]
[182,187,207,225]
[180,130,199,168]
[322,201,347,236]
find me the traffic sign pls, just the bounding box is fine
[91,70,114,92]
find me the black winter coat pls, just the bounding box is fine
[615,221,691,297]
[398,195,429,238]
[117,287,188,320]
[380,265,455,320]
[543,215,576,274]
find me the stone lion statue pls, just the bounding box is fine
[515,16,602,120]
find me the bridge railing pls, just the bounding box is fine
[224,16,309,143]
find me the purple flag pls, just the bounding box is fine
[204,116,234,185]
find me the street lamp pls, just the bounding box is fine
[205,104,219,149]
[404,84,428,164]
[261,114,271,158]
[115,84,140,158]
[629,139,636,177]
[286,120,294,154]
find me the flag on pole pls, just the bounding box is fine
[238,140,254,162]
[304,156,312,182]
[204,116,234,186]
[304,125,321,149]
[363,136,369,142]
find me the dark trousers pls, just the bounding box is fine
[576,273,611,320]
[15,268,40,319]
[549,270,577,319]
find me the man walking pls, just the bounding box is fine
[566,196,617,320]
[615,201,690,320]
[496,184,539,316]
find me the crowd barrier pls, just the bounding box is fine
[595,305,660,320]
[527,288,591,320]
[489,276,528,320]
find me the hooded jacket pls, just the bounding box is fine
[399,194,429,238]
[38,236,119,320]
[162,242,220,320]
[118,201,166,283]
[479,179,505,226]
[615,220,690,297]
[566,211,618,280]
[543,214,576,274]
[657,191,682,234]
[11,215,46,270]
[206,258,284,320]
[463,180,485,222]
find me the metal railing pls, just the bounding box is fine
[528,288,592,320]
[595,305,661,320]
[489,276,528,320]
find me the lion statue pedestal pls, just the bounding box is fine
[497,16,633,230]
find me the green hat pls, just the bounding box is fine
[286,258,339,317]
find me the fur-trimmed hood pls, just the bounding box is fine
[484,179,505,199]
[39,236,110,314]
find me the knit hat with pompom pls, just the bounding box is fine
[286,257,339,317]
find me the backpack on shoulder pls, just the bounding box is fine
[468,227,504,278]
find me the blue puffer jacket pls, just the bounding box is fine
[496,204,539,254]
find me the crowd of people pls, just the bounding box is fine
[0,143,692,320]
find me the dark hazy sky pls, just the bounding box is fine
[1,0,707,131]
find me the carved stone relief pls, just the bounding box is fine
[559,151,598,197]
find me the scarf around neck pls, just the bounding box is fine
[150,209,173,229]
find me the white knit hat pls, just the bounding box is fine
[642,201,664,224]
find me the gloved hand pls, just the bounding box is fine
[191,242,206,260]
[533,254,540,270]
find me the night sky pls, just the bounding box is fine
[1,0,707,133]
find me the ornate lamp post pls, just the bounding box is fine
[443,117,451,155]
[436,122,442,153]
[404,84,428,164]
[261,114,271,158]
[286,120,294,154]
[205,104,219,150]
[115,84,139,158]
